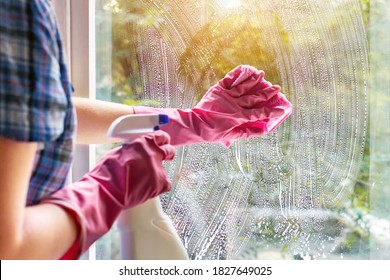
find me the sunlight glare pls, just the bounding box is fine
[220,0,242,9]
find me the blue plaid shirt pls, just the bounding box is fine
[0,0,76,205]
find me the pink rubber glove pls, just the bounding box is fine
[134,65,292,147]
[40,131,175,258]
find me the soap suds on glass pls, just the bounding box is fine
[100,0,368,259]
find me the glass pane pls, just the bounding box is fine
[95,0,390,260]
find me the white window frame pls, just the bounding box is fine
[53,0,97,260]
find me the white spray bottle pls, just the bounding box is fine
[107,114,189,260]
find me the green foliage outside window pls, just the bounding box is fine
[95,0,389,259]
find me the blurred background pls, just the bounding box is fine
[91,0,389,260]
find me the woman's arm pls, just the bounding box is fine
[73,97,134,145]
[0,138,78,259]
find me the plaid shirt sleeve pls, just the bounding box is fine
[0,0,76,205]
[0,0,71,141]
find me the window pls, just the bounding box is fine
[60,0,390,260]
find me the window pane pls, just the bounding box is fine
[95,0,390,260]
